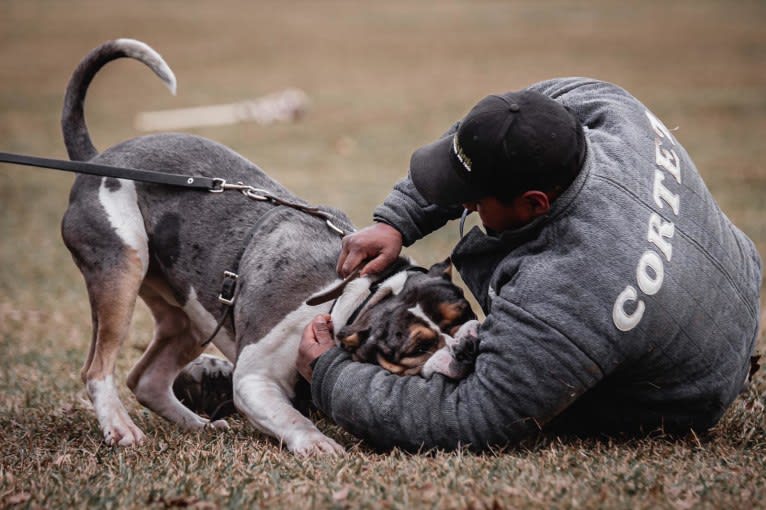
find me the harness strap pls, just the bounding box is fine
[227,184,352,237]
[200,304,233,349]
[0,151,223,190]
[200,207,287,347]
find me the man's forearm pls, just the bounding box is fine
[311,347,469,451]
[310,296,612,452]
[373,177,462,246]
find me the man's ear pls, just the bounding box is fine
[427,257,453,281]
[521,190,551,217]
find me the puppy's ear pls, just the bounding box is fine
[427,257,453,281]
[336,326,370,352]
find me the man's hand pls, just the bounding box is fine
[297,314,336,382]
[337,222,403,278]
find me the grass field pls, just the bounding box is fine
[1,1,765,508]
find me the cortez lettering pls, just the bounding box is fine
[612,111,681,332]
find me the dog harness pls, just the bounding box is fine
[199,189,354,348]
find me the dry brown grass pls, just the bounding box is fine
[1,1,765,508]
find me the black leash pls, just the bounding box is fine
[0,151,352,236]
[0,151,224,191]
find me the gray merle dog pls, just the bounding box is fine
[60,39,476,455]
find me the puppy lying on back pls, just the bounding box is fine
[330,258,477,376]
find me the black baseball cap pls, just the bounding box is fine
[410,90,585,206]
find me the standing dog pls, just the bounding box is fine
[60,39,475,455]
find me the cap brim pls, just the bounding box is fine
[410,136,484,207]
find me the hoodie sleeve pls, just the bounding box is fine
[311,287,608,451]
[373,122,464,246]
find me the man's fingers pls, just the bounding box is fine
[312,315,334,343]
[336,223,403,277]
[336,242,351,276]
[340,250,367,278]
[359,254,389,277]
[360,245,403,276]
[297,314,336,382]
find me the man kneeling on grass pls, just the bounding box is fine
[295,77,762,451]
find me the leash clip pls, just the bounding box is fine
[243,187,271,202]
[210,178,227,193]
[218,271,239,305]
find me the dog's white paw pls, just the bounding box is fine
[103,415,145,446]
[289,431,345,457]
[454,319,480,344]
[89,376,145,446]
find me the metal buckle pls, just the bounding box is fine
[218,271,239,305]
[243,187,270,201]
[210,178,226,193]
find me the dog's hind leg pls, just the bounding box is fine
[77,253,147,446]
[127,287,229,431]
[63,177,149,446]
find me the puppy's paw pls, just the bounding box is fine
[453,319,480,342]
[422,319,481,380]
[452,319,480,364]
[421,347,456,379]
[289,431,345,457]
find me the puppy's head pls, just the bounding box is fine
[335,258,476,376]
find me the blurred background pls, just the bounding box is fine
[1,2,765,507]
[1,0,764,346]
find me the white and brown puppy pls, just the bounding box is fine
[59,39,475,455]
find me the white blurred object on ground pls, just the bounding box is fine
[135,88,309,131]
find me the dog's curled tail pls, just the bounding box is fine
[61,38,177,161]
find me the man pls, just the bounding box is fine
[296,77,762,451]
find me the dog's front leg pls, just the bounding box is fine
[233,306,343,456]
[234,372,343,455]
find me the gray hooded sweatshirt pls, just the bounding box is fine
[311,78,762,451]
